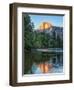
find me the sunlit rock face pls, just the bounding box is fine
[39,22,52,30]
[34,22,63,40]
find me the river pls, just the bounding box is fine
[24,48,63,74]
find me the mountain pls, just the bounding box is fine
[34,26,63,39]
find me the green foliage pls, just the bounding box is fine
[24,14,34,50]
[33,33,42,48]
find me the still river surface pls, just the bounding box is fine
[24,48,63,74]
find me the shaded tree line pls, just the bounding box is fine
[32,31,63,49]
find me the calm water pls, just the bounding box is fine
[24,49,63,74]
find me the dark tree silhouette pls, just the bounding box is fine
[24,14,34,50]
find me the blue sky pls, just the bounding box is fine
[29,14,64,29]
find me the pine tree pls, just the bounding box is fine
[24,14,34,50]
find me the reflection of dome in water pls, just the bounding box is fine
[39,22,52,30]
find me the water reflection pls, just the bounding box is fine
[24,49,63,74]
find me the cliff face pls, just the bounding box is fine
[34,26,63,40]
[39,22,52,30]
